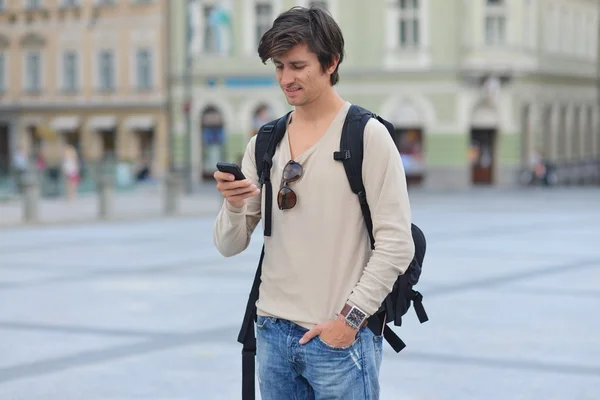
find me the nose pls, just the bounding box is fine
[279,67,295,87]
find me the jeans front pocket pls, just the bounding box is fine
[316,335,360,351]
[256,315,276,330]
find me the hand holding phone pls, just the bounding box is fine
[216,162,246,181]
[214,162,260,209]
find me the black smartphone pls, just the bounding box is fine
[216,162,246,180]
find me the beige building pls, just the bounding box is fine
[0,0,169,190]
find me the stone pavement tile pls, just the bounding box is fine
[0,272,247,337]
[0,329,137,370]
[0,341,242,400]
[379,356,600,400]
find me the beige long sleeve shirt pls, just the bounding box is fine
[213,102,415,330]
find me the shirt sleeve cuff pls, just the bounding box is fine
[225,200,247,215]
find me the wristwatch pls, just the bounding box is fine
[340,303,368,330]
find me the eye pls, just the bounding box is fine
[275,65,283,70]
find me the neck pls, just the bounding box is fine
[293,87,345,123]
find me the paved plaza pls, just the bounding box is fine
[0,188,599,399]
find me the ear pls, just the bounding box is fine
[326,56,340,75]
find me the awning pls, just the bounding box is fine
[50,115,80,132]
[21,115,43,127]
[124,115,155,131]
[87,115,117,131]
[35,125,57,141]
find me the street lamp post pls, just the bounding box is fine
[184,0,195,194]
[597,0,600,184]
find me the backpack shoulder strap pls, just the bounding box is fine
[333,105,397,249]
[255,111,292,237]
[237,245,264,400]
[237,112,289,400]
[334,105,417,353]
[333,104,378,249]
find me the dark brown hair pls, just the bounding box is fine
[257,6,345,85]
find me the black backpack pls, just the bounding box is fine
[236,104,429,400]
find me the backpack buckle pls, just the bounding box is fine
[411,290,423,302]
[333,150,351,161]
[357,191,368,205]
[358,190,367,204]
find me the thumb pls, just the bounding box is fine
[299,325,322,345]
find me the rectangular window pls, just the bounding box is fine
[398,0,420,48]
[255,2,273,47]
[27,0,41,9]
[25,51,41,92]
[98,50,115,91]
[544,5,560,52]
[522,0,535,49]
[586,16,597,59]
[0,54,5,93]
[574,12,585,57]
[63,51,78,92]
[484,0,506,46]
[203,5,217,53]
[309,1,328,9]
[136,48,153,89]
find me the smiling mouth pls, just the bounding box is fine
[285,87,302,94]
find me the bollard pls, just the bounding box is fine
[22,173,40,223]
[97,175,114,219]
[164,173,182,216]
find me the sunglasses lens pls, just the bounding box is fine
[283,162,303,182]
[278,186,297,210]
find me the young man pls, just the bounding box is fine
[213,6,414,400]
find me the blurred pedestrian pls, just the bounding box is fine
[62,144,80,200]
[12,144,28,193]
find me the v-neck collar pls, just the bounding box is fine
[284,101,351,162]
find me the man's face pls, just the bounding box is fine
[273,43,335,107]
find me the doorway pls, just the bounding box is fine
[0,122,9,177]
[393,127,425,186]
[136,129,154,181]
[100,129,117,162]
[470,128,496,185]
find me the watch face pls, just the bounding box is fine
[347,307,366,328]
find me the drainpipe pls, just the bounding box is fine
[184,0,194,194]
[165,0,173,174]
[597,0,600,182]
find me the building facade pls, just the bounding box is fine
[0,0,169,193]
[169,0,600,188]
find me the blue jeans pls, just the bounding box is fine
[256,316,383,400]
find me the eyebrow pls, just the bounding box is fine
[273,59,308,67]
